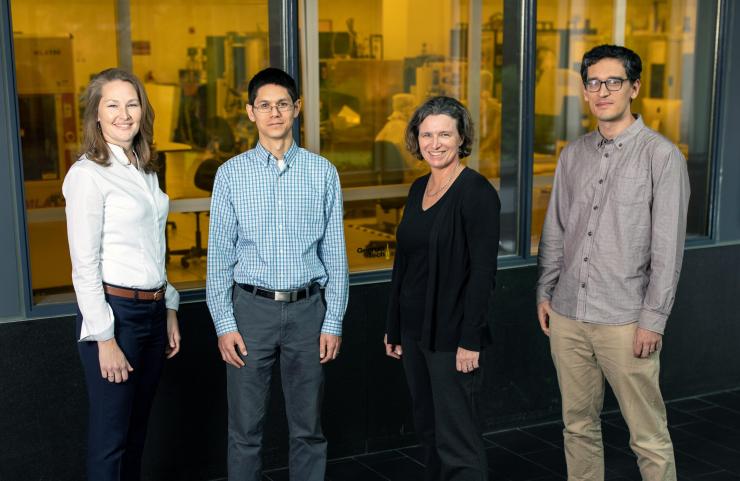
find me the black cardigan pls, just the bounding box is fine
[386,167,501,351]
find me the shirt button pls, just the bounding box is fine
[605,153,610,158]
[581,283,586,288]
[598,179,603,184]
[593,205,598,210]
[583,257,588,262]
[587,231,593,236]
[618,143,623,147]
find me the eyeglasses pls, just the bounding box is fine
[252,101,295,114]
[584,78,628,92]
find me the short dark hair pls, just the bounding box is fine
[80,68,158,173]
[405,96,474,160]
[247,67,299,105]
[580,44,642,84]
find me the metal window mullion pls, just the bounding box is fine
[114,0,133,71]
[269,0,302,140]
[298,0,320,153]
[519,0,536,259]
[0,0,30,319]
[708,0,726,241]
[467,0,482,170]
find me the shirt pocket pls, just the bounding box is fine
[293,188,325,238]
[612,174,648,205]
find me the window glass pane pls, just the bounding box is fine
[12,0,269,303]
[312,0,515,274]
[532,0,716,253]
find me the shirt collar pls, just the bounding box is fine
[107,143,134,166]
[254,141,299,169]
[590,114,645,151]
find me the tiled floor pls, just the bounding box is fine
[261,388,740,481]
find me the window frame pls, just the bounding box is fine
[0,0,730,320]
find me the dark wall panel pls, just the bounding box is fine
[1,245,740,481]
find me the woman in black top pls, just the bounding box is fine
[384,96,501,481]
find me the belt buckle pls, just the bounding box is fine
[153,289,164,301]
[274,290,292,302]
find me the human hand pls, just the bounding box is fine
[320,333,341,364]
[633,327,662,358]
[456,347,480,373]
[218,331,247,368]
[537,301,552,336]
[383,333,403,360]
[98,338,133,383]
[166,309,181,359]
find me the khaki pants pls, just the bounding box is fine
[549,310,676,481]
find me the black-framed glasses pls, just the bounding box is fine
[585,77,628,92]
[252,101,295,114]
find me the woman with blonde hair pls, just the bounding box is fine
[63,67,180,481]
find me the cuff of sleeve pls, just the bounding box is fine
[78,304,115,342]
[79,321,115,342]
[536,286,553,305]
[321,319,342,336]
[638,309,667,334]
[165,283,179,311]
[458,329,482,352]
[214,318,238,337]
[386,325,401,345]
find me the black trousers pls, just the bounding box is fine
[401,332,488,481]
[227,284,327,481]
[77,294,167,481]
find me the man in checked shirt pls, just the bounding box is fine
[536,45,689,481]
[206,67,348,481]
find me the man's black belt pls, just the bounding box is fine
[237,283,321,302]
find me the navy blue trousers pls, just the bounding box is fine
[77,294,167,481]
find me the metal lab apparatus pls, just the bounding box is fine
[14,36,78,193]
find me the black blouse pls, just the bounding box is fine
[386,167,501,352]
[396,181,448,339]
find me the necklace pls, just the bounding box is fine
[425,162,461,197]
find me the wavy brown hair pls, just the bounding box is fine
[405,96,474,160]
[80,68,158,172]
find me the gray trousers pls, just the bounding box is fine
[227,285,327,481]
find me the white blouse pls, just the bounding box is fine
[63,143,179,341]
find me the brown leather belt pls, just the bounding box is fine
[103,283,166,301]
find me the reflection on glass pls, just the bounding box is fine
[532,0,715,253]
[11,0,269,302]
[316,0,510,273]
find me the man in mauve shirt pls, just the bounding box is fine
[536,45,689,481]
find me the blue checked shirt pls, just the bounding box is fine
[206,142,349,337]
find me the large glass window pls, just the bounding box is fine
[531,0,717,252]
[13,0,717,304]
[302,0,518,273]
[12,0,270,303]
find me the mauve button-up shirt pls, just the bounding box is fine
[536,115,690,334]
